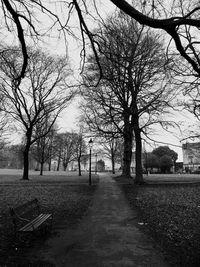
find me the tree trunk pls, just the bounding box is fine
[40,162,44,176]
[57,154,61,171]
[111,150,115,174]
[22,134,31,180]
[121,123,133,178]
[48,159,51,171]
[40,148,45,175]
[48,147,52,171]
[134,125,144,184]
[22,148,29,180]
[63,157,70,172]
[63,161,68,171]
[35,161,40,171]
[78,156,81,176]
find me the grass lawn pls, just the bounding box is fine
[0,169,99,265]
[114,175,200,267]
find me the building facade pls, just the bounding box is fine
[182,142,200,173]
[68,152,121,173]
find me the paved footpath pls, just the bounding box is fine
[36,174,170,267]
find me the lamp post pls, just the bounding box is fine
[88,138,93,185]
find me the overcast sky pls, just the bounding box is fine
[38,2,198,162]
[5,1,198,162]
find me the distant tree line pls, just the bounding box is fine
[0,47,75,180]
[144,146,178,174]
[0,130,88,176]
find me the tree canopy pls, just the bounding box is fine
[0,47,74,179]
[152,146,178,163]
[2,0,200,82]
[144,146,178,173]
[82,13,175,182]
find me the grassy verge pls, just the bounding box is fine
[0,173,98,265]
[114,176,200,267]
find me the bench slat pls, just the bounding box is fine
[31,214,52,230]
[10,198,53,235]
[19,213,52,232]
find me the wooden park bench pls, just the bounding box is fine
[10,198,53,238]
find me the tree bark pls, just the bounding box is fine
[40,161,44,176]
[134,123,144,184]
[63,157,70,171]
[57,153,61,171]
[121,122,133,178]
[111,149,115,174]
[22,133,31,180]
[22,147,29,180]
[78,156,81,176]
[40,148,45,175]
[63,161,69,171]
[35,161,40,171]
[48,160,51,171]
[48,146,52,171]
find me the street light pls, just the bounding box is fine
[88,138,93,185]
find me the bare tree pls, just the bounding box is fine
[0,47,74,180]
[2,0,200,81]
[32,119,58,175]
[82,14,175,183]
[99,136,123,174]
[0,88,10,143]
[74,132,87,176]
[55,132,78,171]
[78,115,122,174]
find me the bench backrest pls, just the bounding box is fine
[10,198,40,230]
